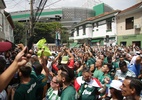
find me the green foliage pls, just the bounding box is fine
[13,21,26,44]
[13,21,69,45]
[61,27,69,43]
[34,22,69,44]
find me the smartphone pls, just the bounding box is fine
[24,47,29,56]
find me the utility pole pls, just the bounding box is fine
[30,0,34,36]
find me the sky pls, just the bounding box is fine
[4,0,137,12]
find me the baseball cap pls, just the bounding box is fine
[110,80,122,91]
[0,42,12,52]
[61,56,69,64]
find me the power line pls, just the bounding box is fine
[29,0,48,36]
[5,0,29,11]
[34,0,48,24]
[44,0,62,8]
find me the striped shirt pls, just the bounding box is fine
[46,87,60,100]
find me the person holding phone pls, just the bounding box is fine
[0,44,31,92]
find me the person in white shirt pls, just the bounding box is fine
[55,28,61,51]
[115,61,136,81]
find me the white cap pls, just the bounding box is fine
[110,80,122,91]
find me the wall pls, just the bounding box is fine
[137,0,142,3]
[117,34,142,47]
[117,10,142,36]
[0,10,5,40]
[93,3,114,16]
[117,7,142,47]
[93,3,104,16]
[92,20,116,37]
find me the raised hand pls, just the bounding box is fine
[14,46,31,67]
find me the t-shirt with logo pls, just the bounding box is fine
[79,82,98,100]
[13,69,46,100]
[13,78,37,100]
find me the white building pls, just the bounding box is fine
[0,0,14,42]
[70,10,120,46]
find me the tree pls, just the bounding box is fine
[13,21,69,45]
[61,27,69,43]
[13,21,26,44]
[34,22,69,44]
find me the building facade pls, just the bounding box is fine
[0,0,14,42]
[69,10,119,46]
[10,7,95,30]
[69,2,142,48]
[69,3,117,46]
[117,2,142,47]
[0,0,6,41]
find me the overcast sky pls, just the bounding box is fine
[4,0,137,12]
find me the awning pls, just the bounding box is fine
[74,44,81,48]
[91,39,100,43]
[70,42,77,48]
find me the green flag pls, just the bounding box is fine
[36,38,51,57]
[36,38,46,49]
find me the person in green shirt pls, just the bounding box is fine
[84,52,96,73]
[45,76,60,100]
[99,63,112,84]
[32,62,47,100]
[13,66,37,100]
[93,59,103,79]
[78,67,101,100]
[74,60,83,77]
[56,65,77,100]
[0,46,32,92]
[14,60,47,100]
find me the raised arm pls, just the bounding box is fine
[65,48,74,60]
[38,49,49,76]
[52,50,64,64]
[0,47,30,92]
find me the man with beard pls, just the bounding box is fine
[56,65,77,100]
[74,67,101,100]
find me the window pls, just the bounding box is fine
[77,27,79,36]
[94,23,98,27]
[126,17,134,30]
[70,30,74,37]
[93,23,99,31]
[120,42,126,46]
[106,21,112,31]
[132,41,141,48]
[83,25,86,35]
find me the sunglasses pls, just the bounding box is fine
[51,80,58,84]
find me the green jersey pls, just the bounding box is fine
[79,82,98,100]
[93,68,103,79]
[86,58,95,68]
[99,73,111,84]
[14,69,47,100]
[61,86,77,100]
[13,78,37,100]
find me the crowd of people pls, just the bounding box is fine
[0,41,142,100]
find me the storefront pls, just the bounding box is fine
[117,34,142,48]
[91,37,115,46]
